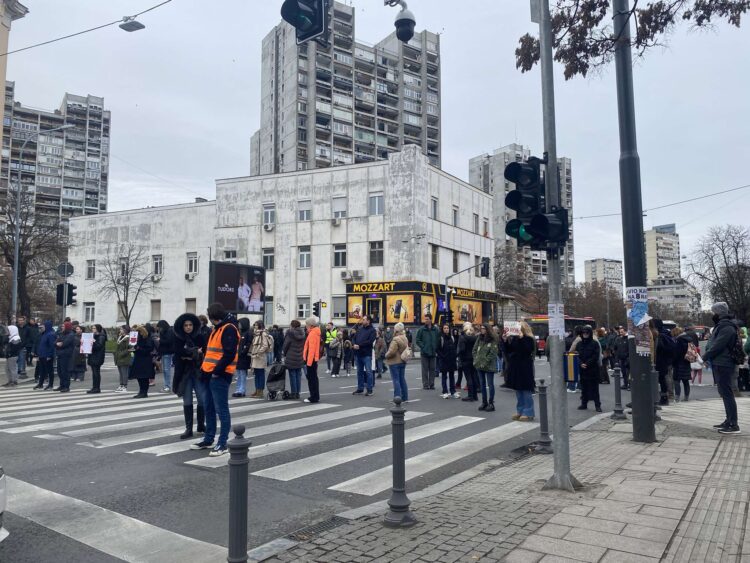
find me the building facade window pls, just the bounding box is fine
[453,250,459,273]
[223,250,237,263]
[85,259,96,280]
[262,248,275,270]
[84,302,95,323]
[333,244,347,268]
[473,213,479,234]
[332,196,347,218]
[475,255,481,277]
[431,244,439,269]
[297,297,310,318]
[263,203,276,225]
[452,206,459,227]
[369,241,384,267]
[298,246,311,269]
[151,299,161,321]
[152,254,163,275]
[431,197,438,220]
[368,193,384,216]
[298,199,312,221]
[185,298,196,314]
[483,218,489,236]
[187,252,198,274]
[332,296,347,319]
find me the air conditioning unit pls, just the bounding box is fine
[151,274,162,282]
[185,272,197,281]
[340,270,351,280]
[263,223,275,232]
[331,218,341,227]
[352,269,364,280]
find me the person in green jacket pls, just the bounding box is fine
[415,314,440,390]
[473,324,499,412]
[114,325,132,392]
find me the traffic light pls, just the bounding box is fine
[281,0,329,44]
[445,310,454,325]
[480,257,490,278]
[530,207,570,245]
[67,284,77,306]
[56,283,65,307]
[312,301,321,318]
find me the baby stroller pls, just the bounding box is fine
[266,362,287,400]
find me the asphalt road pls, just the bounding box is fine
[0,358,723,563]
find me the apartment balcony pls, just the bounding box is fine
[403,58,421,73]
[316,68,332,83]
[334,33,353,50]
[333,76,353,91]
[376,105,399,120]
[355,152,376,164]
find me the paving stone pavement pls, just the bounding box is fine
[260,398,750,562]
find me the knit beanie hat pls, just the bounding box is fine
[711,302,729,316]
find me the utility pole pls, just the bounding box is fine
[537,0,580,492]
[613,0,656,442]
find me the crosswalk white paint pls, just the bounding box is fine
[185,409,431,469]
[0,393,152,413]
[0,390,89,404]
[2,395,180,421]
[330,421,539,495]
[252,415,483,481]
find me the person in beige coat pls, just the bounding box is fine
[385,322,410,402]
[249,321,274,397]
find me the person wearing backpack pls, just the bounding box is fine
[384,322,409,402]
[651,318,676,406]
[249,321,274,398]
[672,327,693,401]
[703,302,743,434]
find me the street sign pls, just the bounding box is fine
[57,262,74,277]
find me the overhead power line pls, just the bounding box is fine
[0,0,173,58]
[574,182,750,220]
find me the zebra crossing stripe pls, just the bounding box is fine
[186,409,430,469]
[329,420,539,495]
[0,393,148,414]
[0,390,89,404]
[128,403,340,457]
[252,415,483,482]
[2,395,178,421]
[63,400,294,440]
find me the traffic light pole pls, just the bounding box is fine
[613,0,656,442]
[538,0,580,492]
[444,258,489,326]
[62,270,69,323]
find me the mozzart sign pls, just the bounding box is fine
[350,282,397,293]
[346,281,504,303]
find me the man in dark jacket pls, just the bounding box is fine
[703,302,741,434]
[613,326,631,390]
[34,321,57,390]
[16,316,34,378]
[54,321,76,392]
[577,326,602,412]
[415,314,440,390]
[87,324,107,394]
[352,315,377,396]
[192,303,240,456]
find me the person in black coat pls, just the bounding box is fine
[271,325,284,363]
[458,323,479,402]
[503,322,536,420]
[672,328,692,401]
[172,313,206,438]
[54,321,76,392]
[233,317,252,398]
[156,320,176,393]
[129,325,156,399]
[577,325,602,412]
[436,324,458,398]
[86,324,107,394]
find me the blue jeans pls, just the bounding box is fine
[17,349,26,375]
[376,357,385,375]
[288,368,302,394]
[478,370,495,404]
[355,355,373,392]
[516,390,535,417]
[266,352,274,366]
[196,375,231,447]
[182,375,198,406]
[235,369,248,395]
[254,368,265,391]
[161,354,173,389]
[389,363,408,401]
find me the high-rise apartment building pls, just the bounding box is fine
[645,223,680,282]
[0,1,27,135]
[2,82,110,223]
[250,1,441,176]
[584,258,623,293]
[469,143,575,288]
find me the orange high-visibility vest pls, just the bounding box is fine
[201,323,239,375]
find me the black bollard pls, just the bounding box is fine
[535,379,552,454]
[383,396,417,528]
[611,367,627,421]
[227,424,252,563]
[651,366,662,421]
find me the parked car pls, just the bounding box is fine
[0,465,8,543]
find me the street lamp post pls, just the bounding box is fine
[11,123,74,318]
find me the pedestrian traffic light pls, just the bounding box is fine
[312,301,321,318]
[480,257,490,278]
[530,207,570,245]
[281,0,329,44]
[56,283,65,307]
[504,157,544,249]
[67,284,77,306]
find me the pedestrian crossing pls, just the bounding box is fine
[0,385,540,497]
[657,397,750,431]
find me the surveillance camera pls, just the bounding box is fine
[394,7,415,43]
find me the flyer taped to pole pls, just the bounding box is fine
[626,287,651,356]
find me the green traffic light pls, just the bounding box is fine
[296,14,313,30]
[505,219,533,242]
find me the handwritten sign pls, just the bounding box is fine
[129,331,139,346]
[80,333,94,354]
[626,286,651,356]
[506,321,522,337]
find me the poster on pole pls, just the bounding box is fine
[129,331,139,347]
[80,333,94,354]
[626,286,651,356]
[506,321,522,337]
[547,302,565,338]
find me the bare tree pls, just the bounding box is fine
[565,281,627,327]
[0,183,67,319]
[516,1,748,80]
[95,242,156,327]
[687,225,750,324]
[494,243,533,294]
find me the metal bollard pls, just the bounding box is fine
[383,396,417,528]
[611,367,627,421]
[651,367,662,421]
[535,379,552,454]
[227,424,252,563]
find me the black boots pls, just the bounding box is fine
[486,402,495,412]
[196,404,205,434]
[180,405,194,440]
[478,402,488,411]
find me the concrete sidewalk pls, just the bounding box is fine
[259,397,750,562]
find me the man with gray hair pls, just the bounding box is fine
[704,302,742,434]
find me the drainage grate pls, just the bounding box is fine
[286,515,348,542]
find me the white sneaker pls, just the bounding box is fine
[162,386,170,393]
[303,398,311,403]
[452,392,461,399]
[325,369,330,374]
[114,386,126,393]
[441,393,450,399]
[331,374,338,378]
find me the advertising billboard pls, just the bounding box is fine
[209,261,265,315]
[386,294,414,324]
[347,295,364,324]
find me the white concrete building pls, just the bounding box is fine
[645,223,681,282]
[648,277,701,318]
[66,147,497,328]
[584,258,623,294]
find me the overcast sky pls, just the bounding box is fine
[6,0,749,282]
